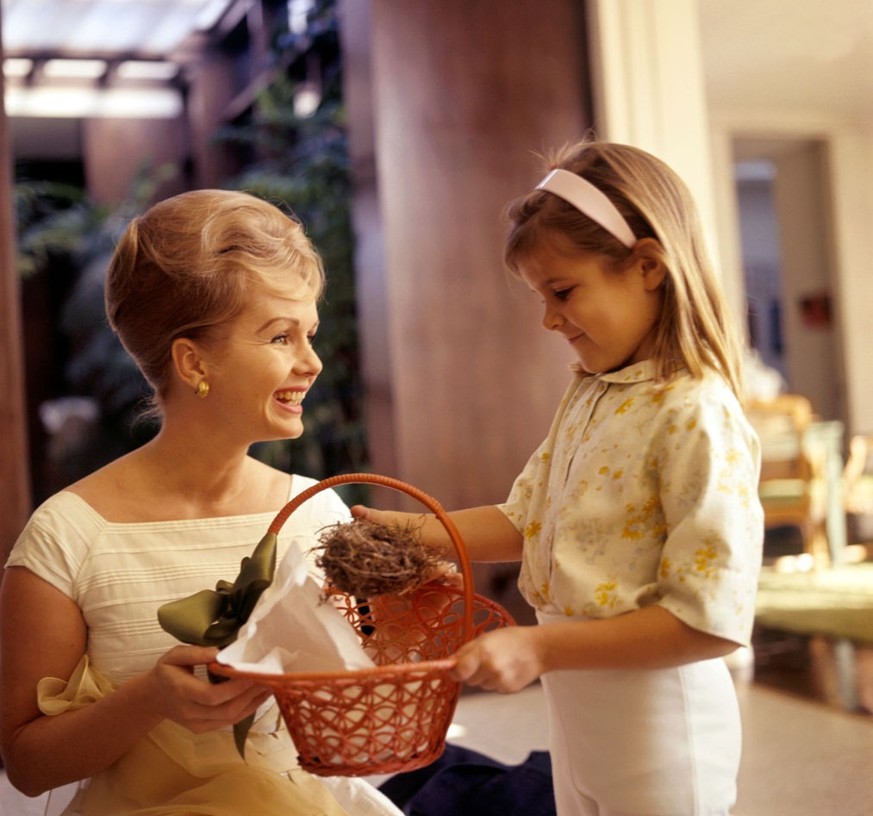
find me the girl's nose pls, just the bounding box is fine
[542,303,565,332]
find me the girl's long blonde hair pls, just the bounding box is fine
[504,140,744,396]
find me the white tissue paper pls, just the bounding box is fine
[216,537,375,674]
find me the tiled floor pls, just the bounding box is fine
[732,680,873,815]
[4,668,873,815]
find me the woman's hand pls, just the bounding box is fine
[451,626,546,694]
[143,645,271,734]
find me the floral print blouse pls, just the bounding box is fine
[498,361,764,646]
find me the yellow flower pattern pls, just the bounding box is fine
[693,542,719,579]
[593,579,619,608]
[499,361,764,646]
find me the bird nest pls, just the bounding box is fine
[313,518,443,598]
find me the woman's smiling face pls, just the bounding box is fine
[518,243,665,374]
[204,287,322,443]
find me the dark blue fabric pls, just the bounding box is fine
[378,743,556,816]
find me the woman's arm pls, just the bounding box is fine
[451,605,738,693]
[0,567,271,796]
[350,504,523,563]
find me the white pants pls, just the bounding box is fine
[538,613,740,816]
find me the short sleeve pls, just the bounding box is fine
[654,382,764,646]
[4,492,97,600]
[497,441,548,534]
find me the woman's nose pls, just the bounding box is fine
[296,345,323,376]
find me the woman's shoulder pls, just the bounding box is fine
[24,489,106,531]
[6,490,104,590]
[281,472,351,531]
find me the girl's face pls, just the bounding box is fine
[204,286,322,443]
[518,244,665,374]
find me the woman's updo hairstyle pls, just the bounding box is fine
[105,189,324,405]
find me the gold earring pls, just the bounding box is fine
[196,380,210,399]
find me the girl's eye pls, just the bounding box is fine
[553,287,573,301]
[306,334,317,346]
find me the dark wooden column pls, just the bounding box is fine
[342,0,593,510]
[0,8,32,568]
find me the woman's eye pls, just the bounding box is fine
[270,333,289,345]
[306,334,317,347]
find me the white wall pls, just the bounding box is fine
[770,142,841,419]
[828,131,873,434]
[587,0,722,266]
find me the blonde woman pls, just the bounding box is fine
[1,190,402,815]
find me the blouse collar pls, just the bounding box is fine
[576,359,659,385]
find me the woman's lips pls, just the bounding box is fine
[275,390,305,411]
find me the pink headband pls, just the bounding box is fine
[536,168,636,248]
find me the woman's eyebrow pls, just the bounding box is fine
[255,316,301,333]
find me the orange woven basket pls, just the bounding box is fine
[210,473,514,777]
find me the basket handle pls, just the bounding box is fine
[270,473,474,644]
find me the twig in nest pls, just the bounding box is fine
[313,518,442,597]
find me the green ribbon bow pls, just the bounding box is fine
[157,531,278,757]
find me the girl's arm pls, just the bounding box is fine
[351,504,523,563]
[451,605,738,693]
[0,567,271,796]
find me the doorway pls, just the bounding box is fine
[733,136,844,422]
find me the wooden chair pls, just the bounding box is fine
[744,394,830,566]
[844,434,873,515]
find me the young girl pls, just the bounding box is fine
[355,140,764,815]
[0,190,403,815]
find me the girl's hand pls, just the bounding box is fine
[353,504,524,563]
[450,626,545,693]
[144,645,271,734]
[350,504,422,528]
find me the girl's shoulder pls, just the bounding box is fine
[648,369,757,448]
[647,366,739,408]
[629,368,751,442]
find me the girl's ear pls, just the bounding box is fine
[631,238,668,291]
[171,337,208,391]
